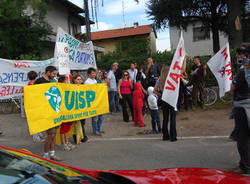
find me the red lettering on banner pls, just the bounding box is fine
[170,73,181,84]
[0,86,23,96]
[179,47,182,57]
[14,62,30,68]
[218,62,232,80]
[6,86,10,96]
[165,80,176,91]
[221,47,228,61]
[173,61,181,71]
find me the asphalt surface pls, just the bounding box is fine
[0,135,239,171]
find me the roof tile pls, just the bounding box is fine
[91,25,153,41]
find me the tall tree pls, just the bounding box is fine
[147,0,228,53]
[0,0,52,59]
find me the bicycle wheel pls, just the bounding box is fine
[0,99,13,114]
[204,88,217,106]
[220,92,233,103]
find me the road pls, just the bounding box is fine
[0,135,238,171]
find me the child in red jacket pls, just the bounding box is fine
[133,82,145,127]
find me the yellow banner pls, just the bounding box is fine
[24,83,109,135]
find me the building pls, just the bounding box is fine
[169,21,228,56]
[91,24,157,54]
[43,0,93,57]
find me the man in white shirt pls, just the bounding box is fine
[128,62,138,84]
[84,67,104,136]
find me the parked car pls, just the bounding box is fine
[0,145,249,184]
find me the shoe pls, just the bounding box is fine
[50,155,62,161]
[81,137,90,143]
[67,142,75,149]
[43,154,50,159]
[93,132,102,136]
[163,137,170,141]
[0,131,3,136]
[100,131,105,134]
[170,138,177,142]
[124,120,129,123]
[63,145,71,151]
[139,124,146,127]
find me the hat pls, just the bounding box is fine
[113,62,118,66]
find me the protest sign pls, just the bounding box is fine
[162,32,186,110]
[24,83,109,135]
[54,42,70,75]
[207,43,232,97]
[56,27,96,70]
[0,58,54,99]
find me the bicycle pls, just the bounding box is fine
[184,85,218,106]
[0,97,21,114]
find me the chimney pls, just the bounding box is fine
[133,22,139,28]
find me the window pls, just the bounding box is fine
[71,23,78,36]
[193,27,210,41]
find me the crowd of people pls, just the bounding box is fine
[26,56,206,160]
[24,48,250,175]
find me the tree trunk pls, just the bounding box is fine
[211,26,220,53]
[84,0,91,41]
[210,1,221,54]
[227,0,243,48]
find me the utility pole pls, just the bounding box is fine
[84,0,91,41]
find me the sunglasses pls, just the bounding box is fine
[124,74,129,76]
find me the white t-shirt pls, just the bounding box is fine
[84,78,97,84]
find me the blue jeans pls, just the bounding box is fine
[92,115,104,134]
[108,91,115,113]
[150,109,162,133]
[114,92,120,112]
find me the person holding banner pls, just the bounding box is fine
[84,67,104,136]
[191,56,207,109]
[35,66,62,161]
[71,75,86,143]
[161,56,188,141]
[230,47,250,174]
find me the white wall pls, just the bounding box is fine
[170,22,228,56]
[45,1,82,42]
[46,1,69,36]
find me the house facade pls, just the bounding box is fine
[91,24,157,54]
[43,0,87,57]
[170,21,228,56]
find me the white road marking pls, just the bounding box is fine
[91,136,229,141]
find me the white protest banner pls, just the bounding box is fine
[207,43,232,98]
[162,32,186,110]
[56,27,96,70]
[0,58,54,99]
[54,42,70,75]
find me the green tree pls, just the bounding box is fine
[0,0,52,59]
[147,0,228,53]
[146,0,248,53]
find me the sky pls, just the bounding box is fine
[68,0,170,51]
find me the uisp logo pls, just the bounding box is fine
[45,86,62,112]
